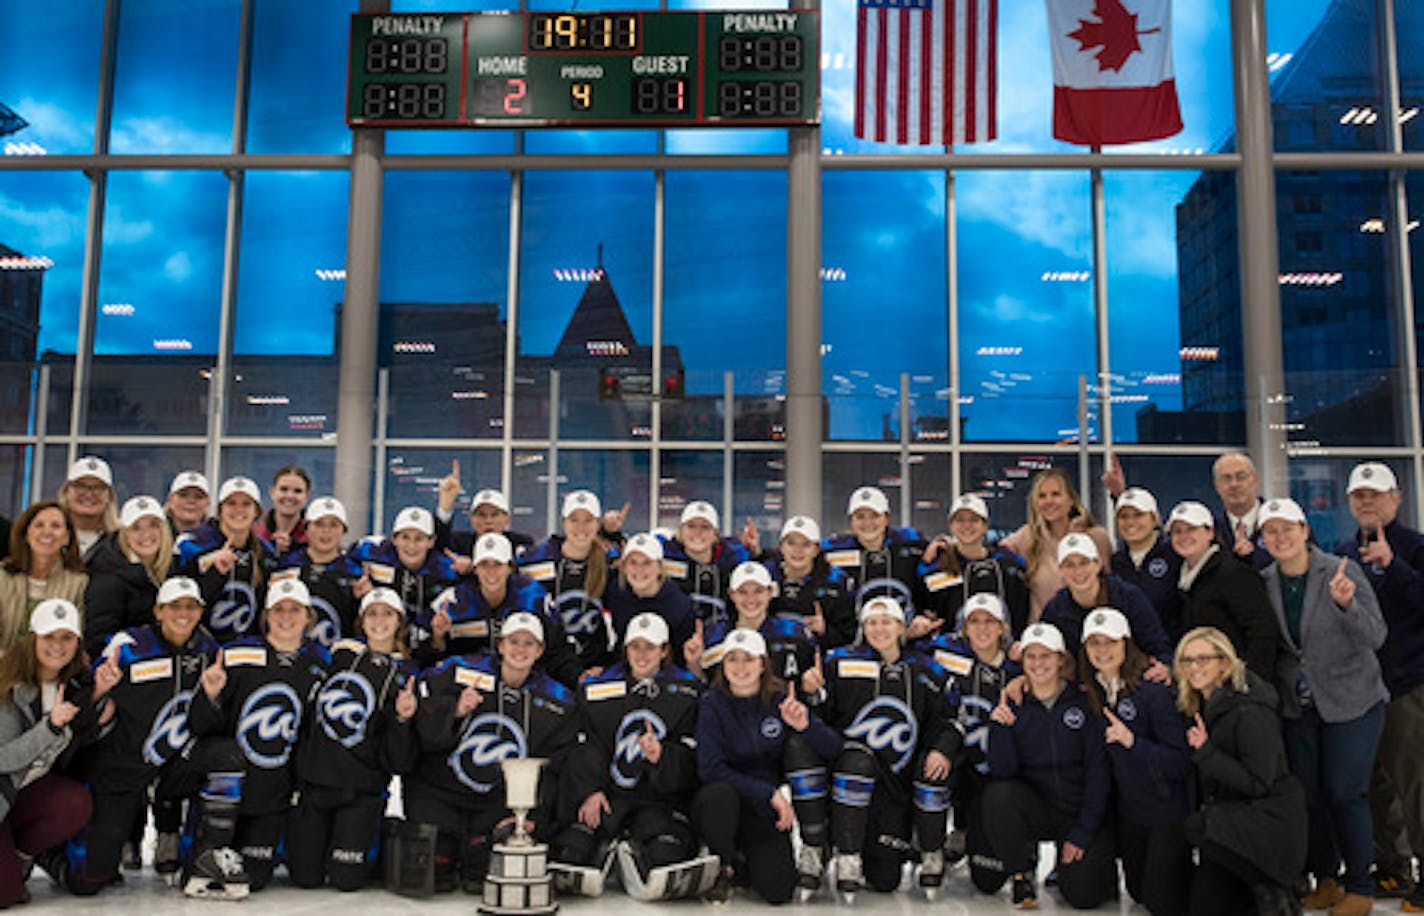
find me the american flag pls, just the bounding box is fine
[855,0,998,146]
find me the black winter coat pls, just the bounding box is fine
[83,533,159,659]
[1190,672,1306,889]
[1180,549,1281,679]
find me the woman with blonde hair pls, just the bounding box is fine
[1000,468,1112,621]
[1175,626,1305,916]
[0,502,88,655]
[83,496,175,659]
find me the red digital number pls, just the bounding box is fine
[504,78,528,114]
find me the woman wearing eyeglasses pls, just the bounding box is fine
[1175,626,1305,916]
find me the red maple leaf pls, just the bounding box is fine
[1067,0,1161,73]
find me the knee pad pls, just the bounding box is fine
[783,733,827,772]
[832,745,878,809]
[551,824,599,867]
[328,844,372,892]
[913,780,950,815]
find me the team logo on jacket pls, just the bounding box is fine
[450,713,527,793]
[611,709,667,789]
[318,671,377,748]
[845,696,918,773]
[760,717,783,740]
[237,682,303,768]
[1147,558,1169,578]
[855,579,914,615]
[1063,707,1085,730]
[689,594,729,630]
[309,595,343,649]
[210,581,257,637]
[554,591,607,644]
[1116,698,1137,722]
[143,690,194,766]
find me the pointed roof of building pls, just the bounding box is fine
[554,264,639,361]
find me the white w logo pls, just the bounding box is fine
[237,682,302,768]
[556,591,605,636]
[143,690,194,766]
[318,671,376,748]
[309,596,342,649]
[845,695,918,773]
[210,581,257,638]
[610,709,666,790]
[450,713,527,793]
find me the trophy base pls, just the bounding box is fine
[480,840,559,915]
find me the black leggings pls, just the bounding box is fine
[1119,819,1191,916]
[690,783,795,906]
[981,779,1118,910]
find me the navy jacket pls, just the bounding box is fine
[986,680,1110,851]
[767,558,856,651]
[658,536,751,630]
[696,687,842,817]
[604,580,698,669]
[1336,520,1424,698]
[1088,677,1191,828]
[1110,535,1186,641]
[1040,575,1172,665]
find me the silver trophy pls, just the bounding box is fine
[480,757,558,915]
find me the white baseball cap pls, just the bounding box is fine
[265,577,312,610]
[561,490,602,520]
[679,500,719,529]
[470,489,509,514]
[30,598,81,637]
[1347,462,1398,494]
[858,595,907,624]
[729,562,774,592]
[500,611,544,643]
[949,493,990,522]
[218,476,262,506]
[359,587,403,616]
[157,576,204,606]
[1056,533,1099,564]
[1115,487,1160,518]
[1020,622,1067,654]
[473,533,513,565]
[67,456,113,487]
[305,496,348,527]
[624,612,670,647]
[168,470,210,497]
[120,495,165,528]
[392,506,435,536]
[1167,501,1214,531]
[961,592,1007,624]
[847,486,890,516]
[1081,607,1131,642]
[722,628,767,658]
[623,533,664,563]
[1259,497,1307,526]
[779,515,821,543]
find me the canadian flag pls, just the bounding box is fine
[1047,0,1183,145]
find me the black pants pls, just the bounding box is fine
[286,784,386,891]
[1119,818,1191,916]
[404,789,513,890]
[690,783,795,906]
[551,797,695,869]
[233,810,286,891]
[960,779,1011,895]
[1188,839,1265,916]
[829,744,948,892]
[981,779,1117,910]
[67,738,245,895]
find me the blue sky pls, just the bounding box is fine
[0,0,1361,441]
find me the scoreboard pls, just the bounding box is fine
[346,10,821,128]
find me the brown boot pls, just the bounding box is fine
[1328,893,1372,916]
[1303,878,1344,910]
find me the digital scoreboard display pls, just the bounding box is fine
[346,10,820,128]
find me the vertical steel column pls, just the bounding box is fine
[785,2,822,518]
[899,373,912,524]
[946,171,962,499]
[332,0,390,534]
[208,0,255,485]
[651,171,666,530]
[547,368,561,535]
[1378,0,1424,521]
[30,365,51,505]
[1077,375,1090,501]
[1230,0,1288,496]
[372,368,390,534]
[1090,156,1113,530]
[502,171,524,501]
[67,0,120,468]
